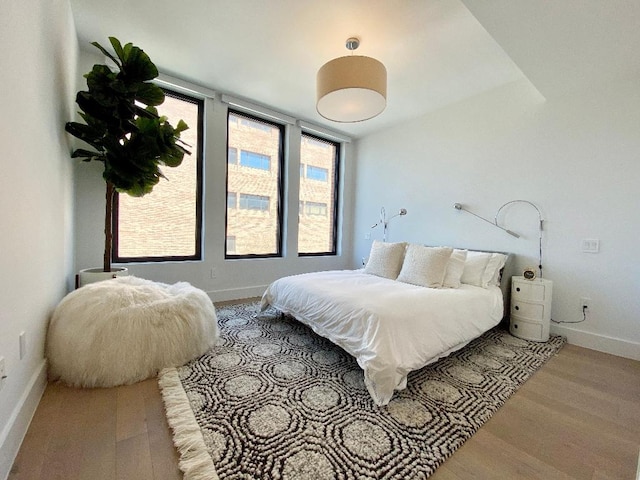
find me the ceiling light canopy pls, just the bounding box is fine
[316,37,387,123]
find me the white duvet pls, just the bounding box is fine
[260,269,504,406]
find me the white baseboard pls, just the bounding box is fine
[551,324,640,361]
[206,285,268,303]
[0,360,47,480]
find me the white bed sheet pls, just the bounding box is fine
[260,269,504,406]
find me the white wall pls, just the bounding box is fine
[353,77,640,360]
[0,0,77,477]
[73,49,355,301]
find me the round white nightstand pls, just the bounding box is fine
[510,276,553,342]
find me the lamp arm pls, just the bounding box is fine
[371,207,407,242]
[454,203,518,237]
[494,200,543,231]
[494,200,544,277]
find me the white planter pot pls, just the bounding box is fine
[76,267,129,288]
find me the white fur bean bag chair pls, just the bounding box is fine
[47,276,218,388]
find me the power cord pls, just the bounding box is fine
[551,305,587,324]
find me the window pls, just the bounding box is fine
[306,165,328,182]
[226,110,284,257]
[298,133,340,256]
[227,192,237,209]
[226,236,236,254]
[113,89,203,262]
[240,150,271,171]
[305,201,328,216]
[228,147,237,164]
[241,117,272,133]
[239,193,270,211]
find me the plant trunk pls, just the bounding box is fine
[104,182,115,272]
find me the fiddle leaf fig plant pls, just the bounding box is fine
[65,37,189,272]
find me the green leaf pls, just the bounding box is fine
[108,37,125,63]
[133,104,158,119]
[71,148,105,163]
[75,91,124,131]
[65,121,104,150]
[174,119,189,134]
[91,41,121,70]
[120,44,158,82]
[85,65,120,107]
[160,149,184,168]
[135,83,165,106]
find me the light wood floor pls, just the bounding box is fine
[9,343,639,479]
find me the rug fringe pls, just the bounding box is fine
[158,367,219,480]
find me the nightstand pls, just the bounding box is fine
[510,276,553,342]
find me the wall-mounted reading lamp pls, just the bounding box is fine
[371,206,407,242]
[454,200,544,277]
[453,203,520,238]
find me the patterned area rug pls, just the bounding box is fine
[159,301,565,480]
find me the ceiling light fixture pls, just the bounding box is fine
[316,37,387,123]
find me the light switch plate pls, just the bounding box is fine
[581,238,599,253]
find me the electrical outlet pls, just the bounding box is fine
[581,297,591,310]
[0,357,6,391]
[210,267,216,279]
[364,232,371,240]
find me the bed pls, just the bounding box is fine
[260,242,512,406]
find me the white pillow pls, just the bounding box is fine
[484,253,507,287]
[397,245,453,288]
[442,249,468,288]
[364,241,407,279]
[460,251,493,287]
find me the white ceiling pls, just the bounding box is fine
[68,0,639,139]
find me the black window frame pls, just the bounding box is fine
[298,132,340,257]
[225,108,285,259]
[112,88,204,264]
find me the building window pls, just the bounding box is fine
[228,147,237,164]
[240,150,271,171]
[298,133,340,256]
[227,191,237,209]
[226,110,284,257]
[113,89,203,262]
[306,165,328,182]
[305,201,327,216]
[239,193,270,211]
